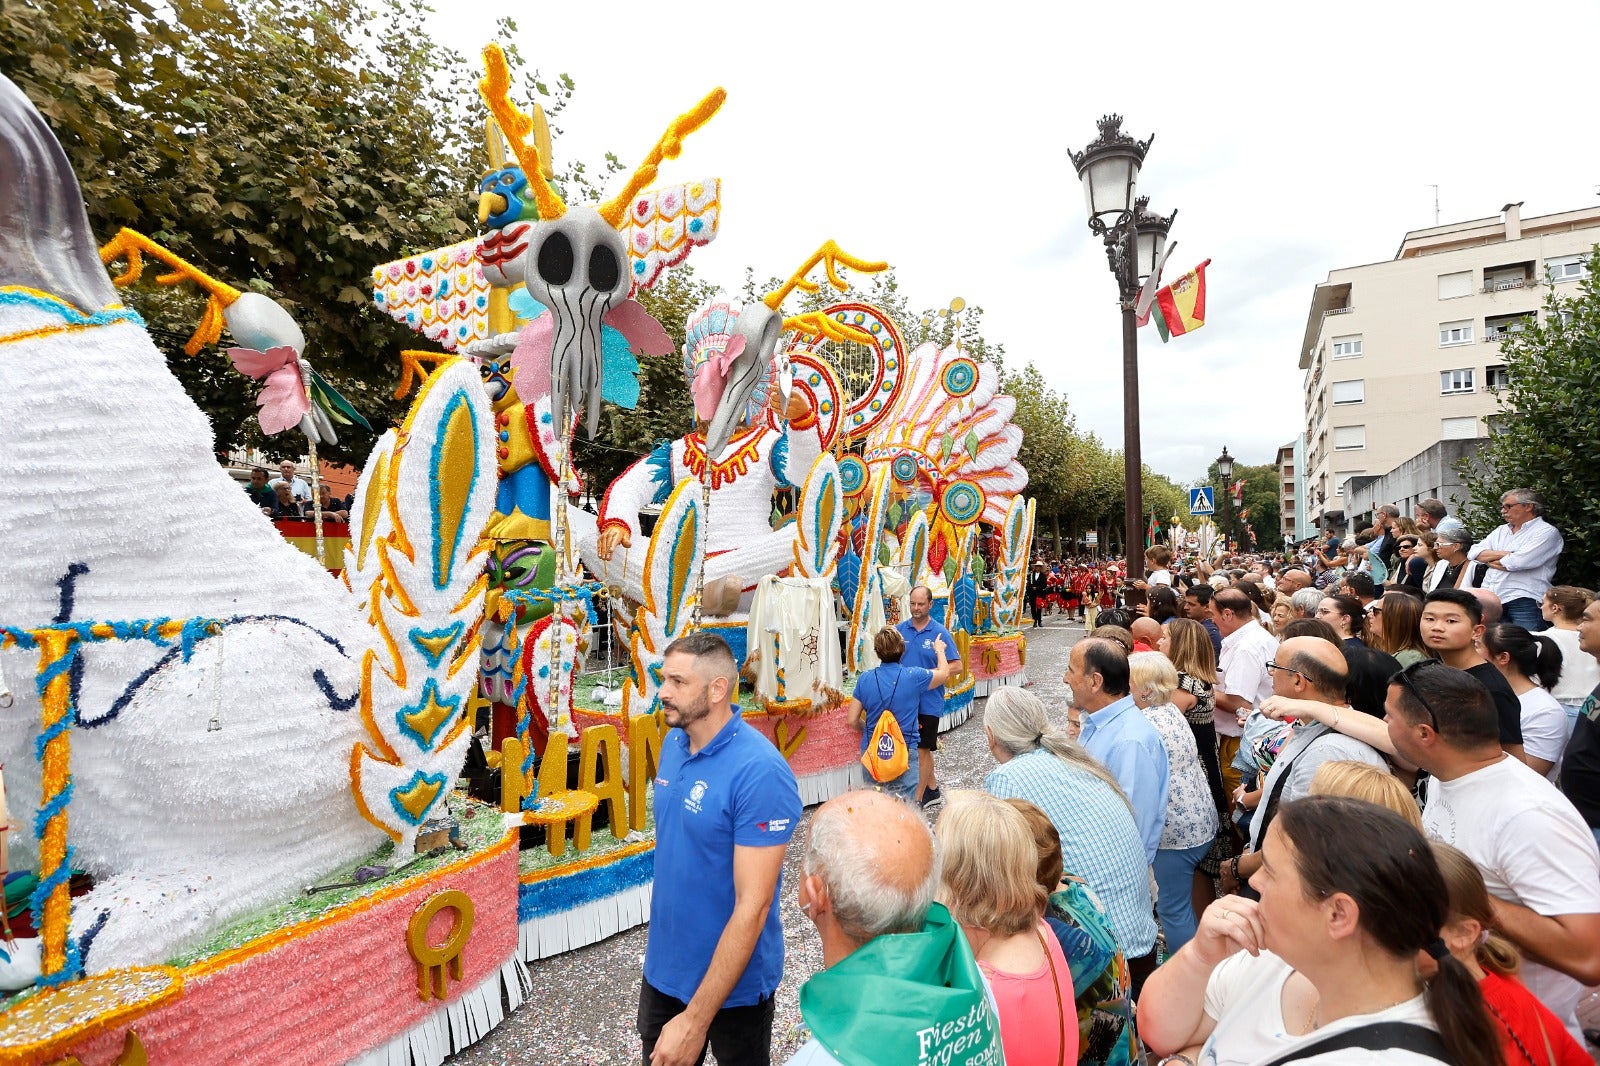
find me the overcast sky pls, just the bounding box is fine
[424,0,1600,483]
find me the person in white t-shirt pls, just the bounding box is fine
[1139,795,1500,1066]
[1386,659,1600,1044]
[1145,544,1175,587]
[1212,588,1277,799]
[1542,586,1600,724]
[1482,623,1570,779]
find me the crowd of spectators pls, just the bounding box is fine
[239,461,351,522]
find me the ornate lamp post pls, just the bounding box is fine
[1071,115,1175,580]
[1215,445,1235,555]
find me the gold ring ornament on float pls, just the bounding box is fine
[940,479,986,526]
[941,356,979,399]
[408,889,475,1001]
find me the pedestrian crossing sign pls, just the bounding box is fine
[1189,487,1215,515]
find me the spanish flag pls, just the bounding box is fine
[1153,259,1210,341]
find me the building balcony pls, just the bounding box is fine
[1323,306,1353,317]
[1481,277,1532,293]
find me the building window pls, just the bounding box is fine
[1547,255,1589,284]
[1440,368,1475,394]
[1484,312,1533,339]
[1485,365,1509,390]
[1331,335,1363,359]
[1333,425,1365,451]
[1441,416,1478,440]
[1330,379,1364,405]
[1439,320,1474,346]
[1438,271,1473,300]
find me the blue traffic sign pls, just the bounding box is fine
[1189,487,1215,515]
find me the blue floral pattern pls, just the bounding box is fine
[1141,702,1220,849]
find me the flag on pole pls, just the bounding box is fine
[1152,259,1211,341]
[1146,512,1159,548]
[1231,478,1245,505]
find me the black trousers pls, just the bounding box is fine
[638,979,775,1066]
[1031,600,1043,626]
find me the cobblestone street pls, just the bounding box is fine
[448,615,1087,1065]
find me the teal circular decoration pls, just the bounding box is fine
[891,455,918,484]
[839,455,867,496]
[942,357,979,398]
[942,479,985,525]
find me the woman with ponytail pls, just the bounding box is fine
[1431,842,1590,1066]
[1141,795,1503,1066]
[1483,623,1569,779]
[982,687,1160,989]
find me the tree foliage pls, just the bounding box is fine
[1460,248,1600,586]
[1203,459,1283,551]
[0,0,606,465]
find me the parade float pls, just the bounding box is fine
[0,33,1036,1062]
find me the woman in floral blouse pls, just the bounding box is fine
[1129,651,1219,953]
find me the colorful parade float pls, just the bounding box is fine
[0,37,1033,1064]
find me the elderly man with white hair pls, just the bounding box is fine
[1468,488,1565,631]
[787,791,1003,1066]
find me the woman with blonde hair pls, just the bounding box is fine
[1432,842,1590,1066]
[1308,760,1422,829]
[982,687,1158,984]
[1268,593,1295,636]
[937,792,1078,1066]
[1129,651,1218,953]
[1159,618,1232,904]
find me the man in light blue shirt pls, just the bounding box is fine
[1068,637,1169,863]
[1468,487,1565,631]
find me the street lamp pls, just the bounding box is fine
[1071,115,1176,580]
[1215,445,1235,555]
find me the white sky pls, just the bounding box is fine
[425,0,1600,483]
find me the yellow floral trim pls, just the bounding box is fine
[0,320,101,350]
[682,427,765,490]
[184,830,517,979]
[519,839,655,885]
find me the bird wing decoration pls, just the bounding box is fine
[862,342,1028,527]
[372,239,494,354]
[622,179,722,294]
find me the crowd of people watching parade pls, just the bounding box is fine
[629,485,1600,1066]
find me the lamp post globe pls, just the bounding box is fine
[1070,114,1151,229]
[1216,446,1234,481]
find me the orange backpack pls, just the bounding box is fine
[860,711,910,783]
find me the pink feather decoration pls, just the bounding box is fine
[228,346,308,435]
[690,335,744,423]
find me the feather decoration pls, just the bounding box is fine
[349,360,496,858]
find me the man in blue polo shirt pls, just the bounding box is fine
[896,585,954,809]
[641,631,802,1066]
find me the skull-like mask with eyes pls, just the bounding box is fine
[519,207,631,439]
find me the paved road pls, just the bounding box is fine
[449,615,1086,1065]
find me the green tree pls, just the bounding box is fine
[1,0,607,465]
[1203,459,1282,552]
[1460,248,1600,586]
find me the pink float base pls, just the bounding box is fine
[60,835,519,1066]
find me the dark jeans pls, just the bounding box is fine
[1502,596,1549,632]
[638,979,775,1066]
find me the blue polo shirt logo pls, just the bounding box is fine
[685,780,709,813]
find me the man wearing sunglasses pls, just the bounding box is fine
[1220,638,1389,896]
[1387,659,1600,1045]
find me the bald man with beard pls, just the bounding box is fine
[1220,636,1391,894]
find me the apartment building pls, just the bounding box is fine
[1275,440,1299,547]
[1299,202,1600,528]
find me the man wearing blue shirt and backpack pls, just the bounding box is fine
[640,632,803,1066]
[897,586,955,808]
